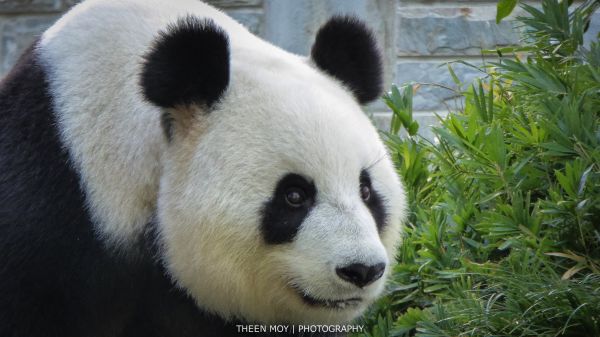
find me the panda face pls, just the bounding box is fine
[155,52,406,323]
[134,13,406,324]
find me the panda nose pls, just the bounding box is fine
[335,263,386,288]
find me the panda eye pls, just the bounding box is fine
[285,187,307,208]
[360,183,371,202]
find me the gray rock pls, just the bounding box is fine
[263,0,391,55]
[399,0,497,5]
[227,9,263,35]
[61,0,81,9]
[369,113,392,133]
[205,0,262,8]
[1,15,58,75]
[397,6,520,56]
[0,0,61,13]
[395,60,486,111]
[584,11,600,49]
[263,0,396,100]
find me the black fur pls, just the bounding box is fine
[261,174,316,244]
[311,16,383,104]
[140,16,230,109]
[360,170,387,231]
[0,44,336,337]
[0,42,141,337]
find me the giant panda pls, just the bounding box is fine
[0,0,407,336]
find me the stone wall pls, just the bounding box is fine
[0,0,598,136]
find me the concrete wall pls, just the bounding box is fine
[0,0,597,136]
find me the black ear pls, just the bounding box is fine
[311,16,383,104]
[141,16,230,109]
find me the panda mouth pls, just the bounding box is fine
[302,294,362,309]
[290,285,362,309]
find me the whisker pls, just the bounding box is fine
[365,150,387,171]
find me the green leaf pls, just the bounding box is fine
[496,0,518,23]
[423,284,448,293]
[362,1,600,335]
[408,121,420,136]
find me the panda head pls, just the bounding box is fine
[141,16,406,324]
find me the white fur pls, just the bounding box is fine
[38,0,407,324]
[38,0,251,247]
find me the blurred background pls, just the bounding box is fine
[0,0,598,137]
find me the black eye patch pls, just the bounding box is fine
[360,170,387,231]
[261,174,316,245]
